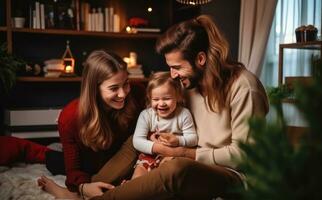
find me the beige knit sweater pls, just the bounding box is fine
[187,69,269,169]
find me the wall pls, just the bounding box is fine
[155,0,241,69]
[200,0,241,60]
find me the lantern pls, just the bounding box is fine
[62,40,75,75]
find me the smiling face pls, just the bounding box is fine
[150,82,177,118]
[165,50,195,89]
[99,71,130,110]
[165,50,206,90]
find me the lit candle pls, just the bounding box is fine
[126,26,132,33]
[65,65,72,73]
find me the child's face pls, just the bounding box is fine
[151,82,177,118]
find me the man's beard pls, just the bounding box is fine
[184,67,203,90]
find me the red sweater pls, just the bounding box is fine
[58,83,145,192]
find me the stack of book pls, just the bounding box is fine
[128,65,144,79]
[43,59,64,77]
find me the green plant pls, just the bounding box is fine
[311,55,322,80]
[266,84,293,127]
[236,76,322,199]
[0,43,26,94]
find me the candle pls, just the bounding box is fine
[65,65,72,73]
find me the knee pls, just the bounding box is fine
[161,157,195,184]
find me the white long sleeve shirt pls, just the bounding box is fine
[133,107,198,155]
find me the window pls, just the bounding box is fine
[260,0,321,87]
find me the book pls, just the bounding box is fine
[133,27,161,33]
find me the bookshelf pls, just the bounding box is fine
[278,41,322,85]
[277,42,321,137]
[2,0,201,74]
[16,76,148,83]
[4,0,173,69]
[11,28,161,39]
[17,76,82,82]
[1,0,200,138]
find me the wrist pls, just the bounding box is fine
[79,183,86,199]
[185,148,196,159]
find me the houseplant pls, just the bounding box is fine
[0,43,26,95]
[235,66,322,199]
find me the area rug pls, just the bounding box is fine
[0,163,66,200]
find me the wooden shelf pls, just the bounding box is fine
[12,28,161,39]
[285,76,313,89]
[17,76,148,83]
[279,41,322,50]
[282,98,296,103]
[0,26,7,31]
[17,76,82,82]
[278,41,322,85]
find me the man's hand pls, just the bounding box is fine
[82,182,115,198]
[152,143,196,159]
[158,132,179,147]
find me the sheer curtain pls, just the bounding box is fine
[238,0,277,77]
[262,0,321,127]
[260,0,322,87]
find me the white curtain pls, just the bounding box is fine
[238,0,277,77]
[261,0,322,87]
[261,0,322,127]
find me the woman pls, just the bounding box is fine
[38,50,145,199]
[90,15,269,200]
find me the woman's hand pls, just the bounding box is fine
[158,132,179,147]
[81,182,115,198]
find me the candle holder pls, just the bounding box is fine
[61,40,76,76]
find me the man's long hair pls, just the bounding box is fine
[156,15,244,112]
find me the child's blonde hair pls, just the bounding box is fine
[146,71,184,107]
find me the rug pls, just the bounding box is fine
[0,163,66,200]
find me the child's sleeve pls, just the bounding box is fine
[132,110,155,155]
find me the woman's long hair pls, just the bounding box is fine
[79,50,136,151]
[156,15,244,112]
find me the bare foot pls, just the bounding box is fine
[37,175,79,199]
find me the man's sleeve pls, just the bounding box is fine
[196,89,268,168]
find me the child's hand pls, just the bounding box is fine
[149,132,160,142]
[158,133,179,147]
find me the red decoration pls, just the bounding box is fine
[129,17,148,27]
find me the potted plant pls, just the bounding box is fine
[12,5,26,28]
[235,71,322,199]
[0,43,26,95]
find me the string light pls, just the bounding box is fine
[176,0,212,5]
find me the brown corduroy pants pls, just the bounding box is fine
[90,138,242,200]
